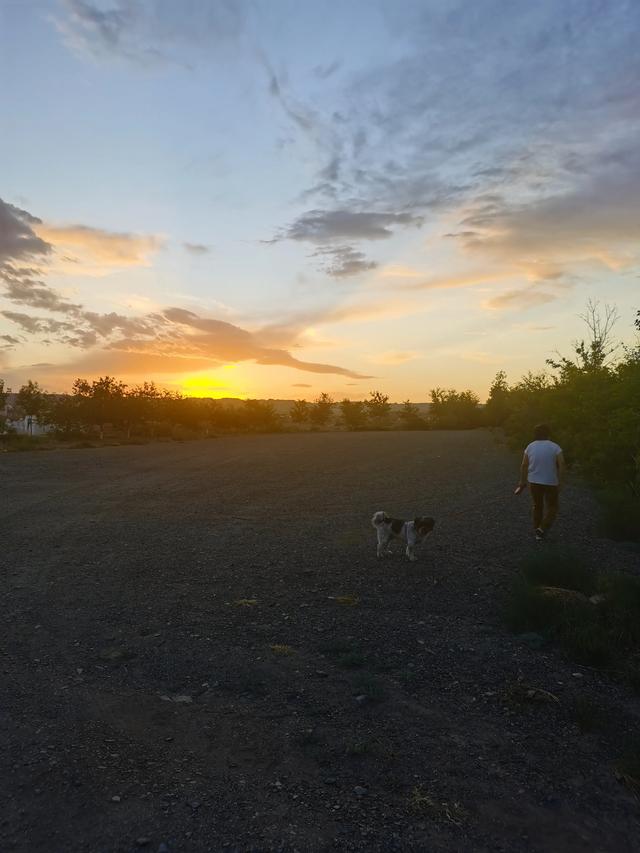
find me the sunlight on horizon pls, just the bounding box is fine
[180,369,244,400]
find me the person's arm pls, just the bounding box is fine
[515,452,529,494]
[556,451,566,488]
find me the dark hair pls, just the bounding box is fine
[534,423,551,440]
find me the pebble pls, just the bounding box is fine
[136,839,151,848]
[354,786,368,796]
[111,795,121,802]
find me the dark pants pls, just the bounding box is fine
[529,483,559,530]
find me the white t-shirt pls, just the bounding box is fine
[525,440,563,486]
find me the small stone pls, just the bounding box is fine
[572,672,584,678]
[354,786,368,796]
[111,795,121,802]
[355,694,367,703]
[136,838,151,847]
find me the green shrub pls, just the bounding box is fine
[520,547,596,594]
[598,488,640,542]
[505,548,640,674]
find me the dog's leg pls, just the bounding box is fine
[377,530,390,558]
[405,525,418,561]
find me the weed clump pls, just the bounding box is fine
[505,546,640,677]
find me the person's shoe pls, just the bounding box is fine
[535,527,544,541]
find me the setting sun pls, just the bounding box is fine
[180,369,241,399]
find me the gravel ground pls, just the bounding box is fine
[1,430,639,853]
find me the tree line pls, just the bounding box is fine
[1,303,638,536]
[0,376,493,438]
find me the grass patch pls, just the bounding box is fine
[337,651,366,669]
[332,595,360,606]
[351,672,386,702]
[615,740,640,799]
[3,435,53,452]
[235,598,258,607]
[502,679,560,708]
[408,785,466,825]
[598,487,640,542]
[345,739,370,756]
[570,696,605,733]
[505,546,640,675]
[519,546,596,594]
[270,643,295,656]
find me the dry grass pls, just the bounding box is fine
[270,644,295,656]
[408,785,467,825]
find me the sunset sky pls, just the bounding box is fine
[1,0,639,401]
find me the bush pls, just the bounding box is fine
[520,547,596,594]
[505,548,640,673]
[598,487,640,542]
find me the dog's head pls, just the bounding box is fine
[414,516,435,537]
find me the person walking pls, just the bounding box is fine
[515,423,565,541]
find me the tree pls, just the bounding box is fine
[429,388,481,429]
[398,399,426,430]
[339,398,368,430]
[242,399,280,431]
[126,382,162,437]
[365,390,391,426]
[484,370,511,426]
[309,392,334,427]
[289,399,310,425]
[0,378,9,434]
[547,300,620,379]
[73,376,128,439]
[16,380,47,434]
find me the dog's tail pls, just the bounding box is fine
[371,510,387,528]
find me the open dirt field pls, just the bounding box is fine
[2,431,639,852]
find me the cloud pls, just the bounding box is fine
[292,383,312,387]
[35,223,163,273]
[0,199,368,380]
[276,209,424,244]
[483,287,560,311]
[56,0,245,66]
[0,199,52,264]
[0,310,76,335]
[183,242,211,255]
[1,268,82,314]
[312,245,377,278]
[459,144,640,271]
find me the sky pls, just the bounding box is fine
[1,0,639,401]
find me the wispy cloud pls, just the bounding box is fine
[275,209,423,244]
[0,198,368,380]
[35,223,163,274]
[56,0,245,66]
[311,245,377,278]
[183,242,211,255]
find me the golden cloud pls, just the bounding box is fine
[34,223,163,275]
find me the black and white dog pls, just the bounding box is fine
[371,511,435,561]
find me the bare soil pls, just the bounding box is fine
[1,430,639,852]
